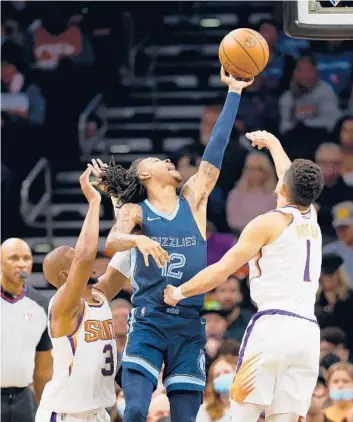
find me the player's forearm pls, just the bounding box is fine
[106,232,139,254]
[267,139,291,180]
[75,200,100,261]
[202,91,241,170]
[180,263,230,298]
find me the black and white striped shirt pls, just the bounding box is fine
[1,285,52,388]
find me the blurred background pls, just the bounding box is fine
[1,1,353,421]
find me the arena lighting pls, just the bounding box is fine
[33,243,53,253]
[200,18,221,28]
[110,145,131,154]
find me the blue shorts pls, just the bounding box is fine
[122,307,206,393]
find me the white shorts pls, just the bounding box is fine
[35,407,110,422]
[230,309,320,417]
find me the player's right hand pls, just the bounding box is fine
[135,235,169,268]
[80,167,101,203]
[245,130,280,150]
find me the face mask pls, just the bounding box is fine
[213,373,234,395]
[329,389,353,401]
[116,399,125,417]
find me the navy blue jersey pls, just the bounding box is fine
[130,197,207,311]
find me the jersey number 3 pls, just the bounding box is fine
[303,239,311,282]
[102,344,114,376]
[161,253,186,280]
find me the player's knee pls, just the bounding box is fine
[124,404,148,422]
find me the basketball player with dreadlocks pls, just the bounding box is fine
[90,68,253,422]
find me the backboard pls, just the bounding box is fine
[283,0,353,40]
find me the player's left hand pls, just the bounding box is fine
[87,158,108,193]
[220,66,254,94]
[164,285,179,307]
[80,167,101,203]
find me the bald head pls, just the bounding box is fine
[43,246,75,288]
[1,238,32,295]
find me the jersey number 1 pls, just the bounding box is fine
[303,239,311,282]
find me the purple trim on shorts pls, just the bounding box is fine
[236,309,317,372]
[50,412,57,422]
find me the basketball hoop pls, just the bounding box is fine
[283,0,353,40]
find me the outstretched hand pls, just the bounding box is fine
[80,167,101,203]
[246,130,280,150]
[87,158,108,193]
[220,67,254,94]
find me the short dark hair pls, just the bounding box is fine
[284,159,324,207]
[321,327,346,347]
[100,157,147,207]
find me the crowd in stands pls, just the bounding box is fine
[1,1,353,421]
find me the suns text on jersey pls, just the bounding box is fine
[84,319,114,343]
[151,236,197,248]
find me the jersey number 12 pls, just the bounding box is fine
[303,239,311,282]
[161,253,186,280]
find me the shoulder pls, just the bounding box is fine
[317,80,336,96]
[119,203,143,223]
[25,285,50,314]
[254,210,292,229]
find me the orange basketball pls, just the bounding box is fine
[219,28,269,79]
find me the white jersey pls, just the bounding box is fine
[39,288,117,414]
[249,205,322,319]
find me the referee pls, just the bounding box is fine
[1,238,53,422]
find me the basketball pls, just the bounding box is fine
[219,28,269,79]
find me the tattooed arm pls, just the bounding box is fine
[105,203,143,255]
[105,203,169,268]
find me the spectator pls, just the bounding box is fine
[315,143,353,241]
[214,276,253,343]
[324,202,353,282]
[147,393,171,422]
[323,362,353,422]
[196,356,236,422]
[306,374,330,422]
[258,19,296,94]
[206,221,236,266]
[279,56,341,160]
[234,74,279,135]
[332,116,353,185]
[111,298,132,366]
[313,41,353,107]
[320,327,350,363]
[215,339,240,361]
[199,105,248,192]
[226,152,277,234]
[201,307,229,373]
[316,254,353,350]
[1,238,52,422]
[1,42,46,177]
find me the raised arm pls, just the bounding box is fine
[164,212,291,305]
[52,168,101,317]
[246,130,291,180]
[181,68,253,208]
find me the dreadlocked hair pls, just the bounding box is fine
[100,157,147,207]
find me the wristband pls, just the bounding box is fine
[173,286,186,301]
